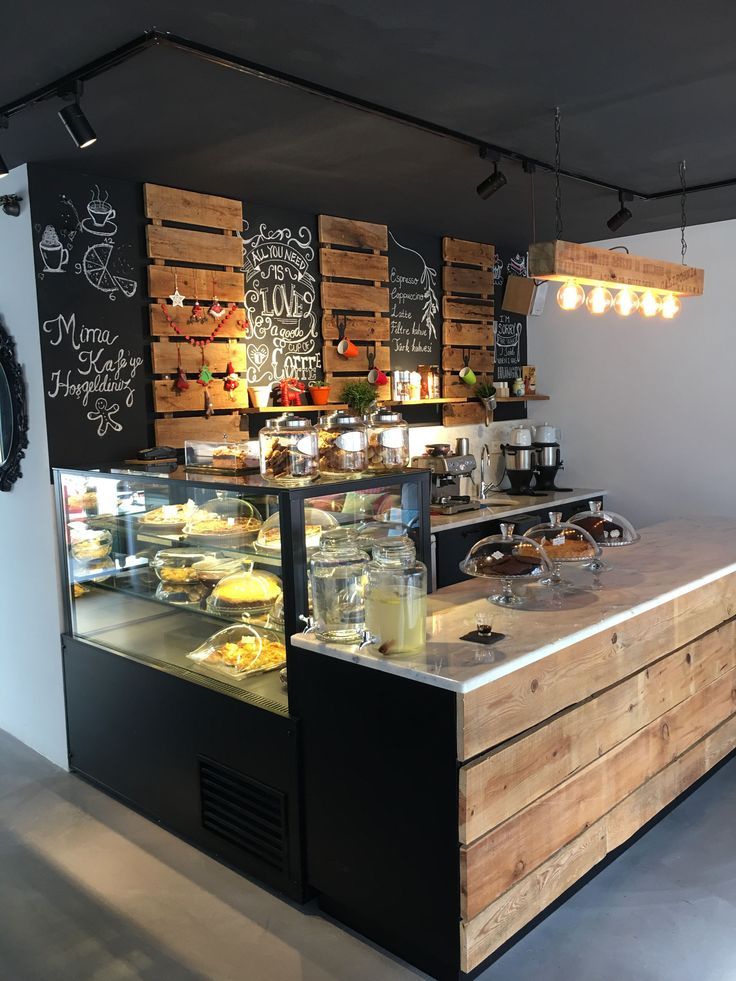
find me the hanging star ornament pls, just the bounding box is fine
[169,288,186,307]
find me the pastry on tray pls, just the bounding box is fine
[188,625,287,678]
[255,523,324,552]
[211,445,250,470]
[139,501,197,531]
[206,568,283,617]
[183,514,262,539]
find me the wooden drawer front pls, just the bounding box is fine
[460,711,736,973]
[457,570,736,761]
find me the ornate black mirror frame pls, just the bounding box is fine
[0,318,29,491]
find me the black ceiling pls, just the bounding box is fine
[4,0,736,249]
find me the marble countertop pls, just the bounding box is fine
[291,518,736,694]
[429,488,607,533]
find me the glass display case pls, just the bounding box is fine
[55,466,431,715]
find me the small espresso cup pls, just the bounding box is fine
[459,365,477,385]
[367,368,388,385]
[337,337,359,358]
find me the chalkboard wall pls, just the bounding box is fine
[29,165,149,468]
[388,228,442,370]
[240,203,322,385]
[493,248,528,383]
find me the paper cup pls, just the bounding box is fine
[337,337,359,358]
[248,386,272,408]
[459,366,477,385]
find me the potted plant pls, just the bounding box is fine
[474,381,497,425]
[340,379,379,417]
[308,380,331,405]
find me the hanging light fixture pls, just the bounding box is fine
[639,291,661,317]
[606,190,633,232]
[476,157,507,199]
[660,293,681,319]
[613,287,639,316]
[57,81,97,149]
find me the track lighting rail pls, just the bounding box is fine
[0,29,730,204]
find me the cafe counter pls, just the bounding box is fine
[289,518,736,979]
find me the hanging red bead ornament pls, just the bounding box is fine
[159,301,239,343]
[223,361,239,401]
[187,300,207,325]
[173,344,189,394]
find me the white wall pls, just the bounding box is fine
[0,165,67,767]
[528,219,734,527]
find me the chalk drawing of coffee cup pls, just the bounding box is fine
[87,198,116,227]
[39,225,69,272]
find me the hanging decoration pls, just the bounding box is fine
[158,301,242,344]
[168,273,186,308]
[209,299,225,318]
[528,113,704,319]
[187,300,207,325]
[173,344,189,394]
[223,361,239,400]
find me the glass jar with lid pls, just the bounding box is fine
[568,500,640,572]
[366,409,410,472]
[259,414,319,486]
[206,562,283,620]
[309,527,370,644]
[460,522,553,607]
[364,536,427,654]
[317,411,368,478]
[523,511,602,586]
[70,528,113,564]
[152,548,207,584]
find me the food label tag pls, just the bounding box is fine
[552,535,566,546]
[380,429,405,449]
[336,432,364,453]
[492,550,505,560]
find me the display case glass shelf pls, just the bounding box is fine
[55,467,431,715]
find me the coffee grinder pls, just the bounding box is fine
[532,423,570,491]
[500,442,536,494]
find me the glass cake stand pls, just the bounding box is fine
[460,522,553,608]
[523,511,602,587]
[568,500,640,572]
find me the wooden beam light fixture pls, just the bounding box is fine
[529,240,704,320]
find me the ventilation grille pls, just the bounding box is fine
[199,759,287,871]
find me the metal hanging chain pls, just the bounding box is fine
[554,106,563,239]
[530,167,537,243]
[679,159,688,264]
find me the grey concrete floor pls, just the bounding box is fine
[0,728,734,981]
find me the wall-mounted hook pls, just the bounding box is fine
[462,347,471,368]
[337,314,347,341]
[366,342,376,369]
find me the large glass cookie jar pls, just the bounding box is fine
[460,522,552,607]
[317,411,368,479]
[366,409,410,473]
[259,414,319,486]
[522,511,602,586]
[309,527,370,644]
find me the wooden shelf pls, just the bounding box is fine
[240,403,348,414]
[495,395,550,403]
[389,397,467,406]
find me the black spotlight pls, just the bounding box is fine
[58,99,97,149]
[477,162,507,200]
[607,190,632,232]
[1,195,22,217]
[0,153,8,179]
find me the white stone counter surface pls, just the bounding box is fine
[291,518,736,694]
[429,488,607,533]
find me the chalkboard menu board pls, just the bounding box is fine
[30,165,149,468]
[493,248,528,382]
[388,229,441,370]
[240,204,322,385]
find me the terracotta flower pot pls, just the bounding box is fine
[309,386,331,405]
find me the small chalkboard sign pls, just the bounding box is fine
[493,249,528,382]
[240,204,322,385]
[30,165,148,469]
[388,229,441,370]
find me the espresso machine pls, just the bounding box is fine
[411,442,479,514]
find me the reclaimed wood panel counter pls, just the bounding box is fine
[289,519,736,979]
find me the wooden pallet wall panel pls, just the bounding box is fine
[442,321,493,347]
[319,249,389,282]
[443,237,494,265]
[322,314,391,342]
[154,413,243,446]
[151,341,247,375]
[148,266,244,303]
[320,282,389,313]
[318,214,388,251]
[146,224,243,267]
[149,303,245,338]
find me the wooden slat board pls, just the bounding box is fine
[320,248,389,282]
[461,711,736,972]
[144,183,243,231]
[443,375,479,399]
[457,570,736,761]
[442,296,494,322]
[442,266,494,295]
[151,341,246,375]
[328,373,391,403]
[442,401,484,425]
[442,347,493,373]
[153,380,249,413]
[149,304,245,338]
[146,224,243,267]
[318,214,388,251]
[322,314,390,342]
[442,237,494,265]
[460,619,736,844]
[528,240,705,296]
[320,282,389,313]
[154,413,243,447]
[148,266,244,303]
[323,344,390,373]
[442,321,493,347]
